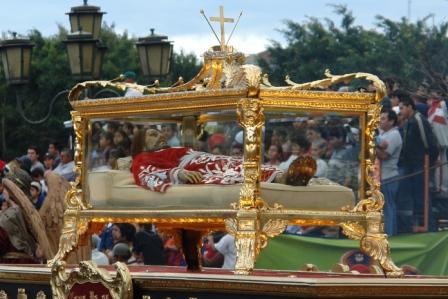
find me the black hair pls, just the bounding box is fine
[114,223,136,243]
[400,96,416,110]
[389,89,408,101]
[328,126,347,140]
[48,141,60,151]
[382,109,398,126]
[294,134,311,151]
[100,131,114,144]
[28,145,40,156]
[30,167,44,179]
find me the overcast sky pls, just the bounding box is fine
[1,1,447,56]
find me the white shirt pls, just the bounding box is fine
[92,249,109,265]
[214,234,236,270]
[53,161,76,181]
[379,127,402,180]
[125,88,143,97]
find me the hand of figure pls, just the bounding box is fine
[178,170,203,184]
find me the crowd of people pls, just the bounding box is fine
[0,141,74,264]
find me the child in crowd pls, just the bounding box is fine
[30,181,45,210]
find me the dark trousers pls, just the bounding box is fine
[397,164,436,233]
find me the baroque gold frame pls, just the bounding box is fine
[49,46,402,281]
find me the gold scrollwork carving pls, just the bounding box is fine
[360,234,403,277]
[36,291,46,299]
[354,103,384,213]
[51,260,133,299]
[284,69,386,102]
[71,112,90,210]
[48,210,81,267]
[224,218,237,236]
[340,221,366,240]
[258,219,289,252]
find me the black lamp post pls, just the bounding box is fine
[136,28,173,79]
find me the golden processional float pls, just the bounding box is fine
[2,6,448,299]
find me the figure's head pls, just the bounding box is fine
[162,123,177,140]
[43,152,55,170]
[306,127,321,142]
[399,96,416,120]
[267,144,283,162]
[311,139,326,159]
[48,142,60,155]
[380,109,398,132]
[60,149,73,164]
[145,128,167,151]
[328,127,346,149]
[30,181,41,199]
[27,146,40,163]
[99,132,113,149]
[123,71,137,83]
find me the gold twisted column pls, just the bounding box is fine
[48,112,90,267]
[237,98,264,209]
[232,98,264,274]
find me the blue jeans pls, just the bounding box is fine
[381,178,399,236]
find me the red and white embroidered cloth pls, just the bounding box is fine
[428,99,448,147]
[131,147,282,192]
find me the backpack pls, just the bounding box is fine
[415,112,440,165]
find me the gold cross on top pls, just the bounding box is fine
[210,6,234,51]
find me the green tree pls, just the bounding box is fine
[259,5,448,94]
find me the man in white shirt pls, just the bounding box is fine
[53,149,76,182]
[207,233,236,270]
[123,71,143,97]
[376,109,402,236]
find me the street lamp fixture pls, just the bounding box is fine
[0,32,34,85]
[67,0,105,40]
[136,28,173,78]
[64,29,99,81]
[0,1,108,124]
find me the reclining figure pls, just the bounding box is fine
[131,128,293,193]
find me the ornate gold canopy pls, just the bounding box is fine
[49,17,402,298]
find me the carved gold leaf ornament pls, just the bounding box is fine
[361,234,403,277]
[51,260,132,299]
[47,210,79,267]
[259,219,288,250]
[284,69,386,101]
[224,218,237,235]
[340,222,366,240]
